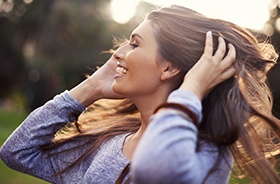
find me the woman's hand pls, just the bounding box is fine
[179,31,236,100]
[88,56,124,99]
[69,55,124,107]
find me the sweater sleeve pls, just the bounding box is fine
[131,89,232,184]
[0,91,85,183]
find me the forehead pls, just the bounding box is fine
[130,20,155,40]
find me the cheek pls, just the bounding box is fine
[127,52,158,72]
[129,62,160,84]
[131,64,162,90]
[126,51,162,85]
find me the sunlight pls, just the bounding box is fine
[110,0,140,24]
[110,0,271,31]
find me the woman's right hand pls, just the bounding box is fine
[88,55,124,100]
[69,55,124,107]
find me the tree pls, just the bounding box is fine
[0,0,136,110]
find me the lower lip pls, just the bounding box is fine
[114,74,124,79]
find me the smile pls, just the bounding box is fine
[116,66,128,74]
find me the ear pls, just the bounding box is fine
[160,61,181,81]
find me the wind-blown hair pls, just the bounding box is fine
[42,5,280,184]
[146,5,280,183]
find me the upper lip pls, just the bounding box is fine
[117,62,127,70]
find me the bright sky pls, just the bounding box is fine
[110,0,271,31]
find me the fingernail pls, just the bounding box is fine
[207,31,212,36]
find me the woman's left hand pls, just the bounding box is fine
[179,31,236,100]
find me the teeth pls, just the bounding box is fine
[116,67,128,74]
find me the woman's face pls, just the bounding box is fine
[112,20,164,98]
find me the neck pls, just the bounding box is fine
[122,85,173,160]
[129,88,170,141]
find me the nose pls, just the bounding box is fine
[113,52,125,61]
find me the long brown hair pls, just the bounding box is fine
[42,5,280,183]
[147,5,280,183]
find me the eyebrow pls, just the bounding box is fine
[131,33,144,41]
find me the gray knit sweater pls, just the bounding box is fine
[0,90,233,184]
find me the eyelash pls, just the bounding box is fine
[129,42,138,49]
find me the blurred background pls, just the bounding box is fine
[0,0,279,183]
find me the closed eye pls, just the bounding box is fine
[130,43,138,49]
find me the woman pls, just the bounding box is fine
[1,5,279,184]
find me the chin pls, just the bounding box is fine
[112,84,126,96]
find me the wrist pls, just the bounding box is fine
[178,83,203,101]
[69,78,101,107]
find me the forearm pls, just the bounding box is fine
[69,77,101,107]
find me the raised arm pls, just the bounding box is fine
[0,54,122,183]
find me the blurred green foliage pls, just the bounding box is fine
[0,0,153,111]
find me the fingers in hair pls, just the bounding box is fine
[221,65,237,80]
[221,43,236,79]
[204,31,213,57]
[222,43,236,68]
[213,37,226,62]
